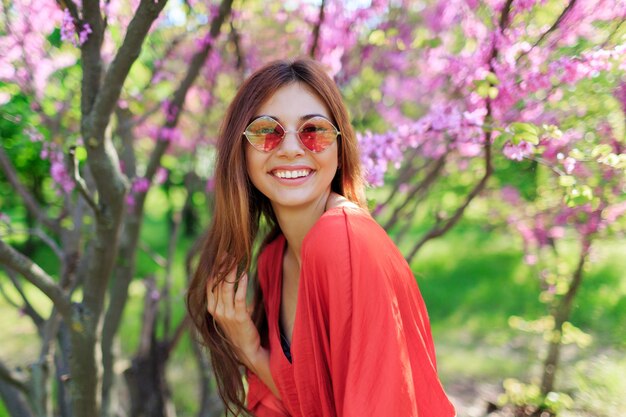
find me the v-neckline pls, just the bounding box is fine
[275,235,294,364]
[271,206,356,365]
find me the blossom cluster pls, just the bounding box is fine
[39,141,74,195]
[60,9,93,47]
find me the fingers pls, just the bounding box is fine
[234,273,248,314]
[220,269,237,318]
[206,268,249,320]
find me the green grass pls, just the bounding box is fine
[406,219,626,415]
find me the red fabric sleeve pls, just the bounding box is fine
[246,371,290,417]
[294,208,455,417]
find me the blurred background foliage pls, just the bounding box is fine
[1,0,625,416]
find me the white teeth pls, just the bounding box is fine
[273,169,311,179]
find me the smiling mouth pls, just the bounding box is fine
[271,169,312,179]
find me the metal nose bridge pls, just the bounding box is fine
[277,129,305,150]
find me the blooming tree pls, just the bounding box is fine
[0,0,625,416]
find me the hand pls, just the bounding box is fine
[206,269,262,369]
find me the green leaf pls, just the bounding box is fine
[513,132,539,145]
[161,154,177,170]
[47,28,62,48]
[476,82,490,98]
[425,37,442,48]
[61,217,74,230]
[510,122,539,136]
[580,185,593,200]
[74,146,87,162]
[368,29,386,46]
[495,132,512,143]
[598,153,619,167]
[485,72,500,85]
[591,144,612,158]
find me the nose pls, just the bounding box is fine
[276,130,305,158]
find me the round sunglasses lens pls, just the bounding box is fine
[299,118,337,152]
[245,118,283,151]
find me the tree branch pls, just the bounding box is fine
[2,268,45,329]
[600,17,626,49]
[405,141,492,263]
[229,20,246,77]
[0,240,71,319]
[384,155,446,231]
[144,0,234,182]
[0,377,34,417]
[165,316,189,358]
[0,360,29,393]
[55,0,80,22]
[309,0,326,58]
[532,0,578,49]
[517,0,578,63]
[68,146,99,213]
[162,210,182,339]
[0,147,60,234]
[32,228,64,261]
[90,0,169,138]
[80,0,104,117]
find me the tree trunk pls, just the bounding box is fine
[0,379,35,417]
[123,277,175,417]
[539,240,590,396]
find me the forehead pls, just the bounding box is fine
[255,82,331,121]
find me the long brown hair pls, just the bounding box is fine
[186,58,366,415]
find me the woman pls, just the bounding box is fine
[186,58,456,417]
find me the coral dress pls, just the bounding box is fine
[247,206,456,417]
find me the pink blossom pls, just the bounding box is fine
[548,226,565,239]
[563,157,576,174]
[132,177,150,194]
[195,34,214,49]
[78,24,92,46]
[462,107,487,126]
[206,177,215,193]
[162,100,179,123]
[59,9,91,47]
[25,126,44,142]
[60,9,76,44]
[155,167,168,185]
[524,254,538,265]
[0,212,10,224]
[503,140,535,161]
[158,126,181,142]
[604,201,626,224]
[501,185,521,205]
[50,158,74,194]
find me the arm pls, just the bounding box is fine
[242,345,280,398]
[206,271,280,398]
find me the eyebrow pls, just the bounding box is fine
[253,113,329,123]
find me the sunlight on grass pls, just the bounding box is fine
[0,279,53,367]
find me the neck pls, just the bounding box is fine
[272,191,332,268]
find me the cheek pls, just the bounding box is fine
[324,146,339,171]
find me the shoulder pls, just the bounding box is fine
[303,205,391,261]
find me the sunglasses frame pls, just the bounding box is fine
[243,115,341,153]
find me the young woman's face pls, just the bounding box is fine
[245,82,339,212]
